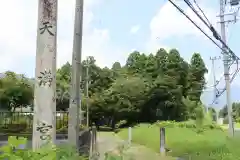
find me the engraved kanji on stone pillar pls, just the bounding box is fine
[32,0,58,150]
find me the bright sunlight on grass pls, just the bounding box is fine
[236,123,240,128]
[118,123,240,160]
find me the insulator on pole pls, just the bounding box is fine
[230,0,239,6]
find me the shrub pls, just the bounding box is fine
[195,106,205,128]
[155,120,176,128]
[57,124,87,133]
[0,136,87,159]
[56,113,68,130]
[177,120,197,128]
[115,120,127,129]
[236,117,240,123]
[155,119,222,132]
[1,116,30,133]
[1,113,71,133]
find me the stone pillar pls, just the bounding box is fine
[32,0,58,150]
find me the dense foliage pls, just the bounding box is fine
[219,102,240,123]
[0,48,210,127]
[0,71,33,111]
[0,136,88,160]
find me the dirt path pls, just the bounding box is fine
[96,132,174,160]
[96,132,125,160]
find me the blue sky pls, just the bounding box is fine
[0,0,240,108]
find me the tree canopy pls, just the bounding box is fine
[0,48,215,127]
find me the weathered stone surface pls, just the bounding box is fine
[33,0,58,150]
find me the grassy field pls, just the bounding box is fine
[221,123,240,129]
[118,123,240,160]
[99,132,175,160]
[236,123,240,128]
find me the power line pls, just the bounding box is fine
[182,0,239,59]
[211,0,240,106]
[168,0,240,107]
[184,0,213,29]
[193,0,212,25]
[167,0,223,50]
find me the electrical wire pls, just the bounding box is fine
[183,0,221,39]
[168,0,237,58]
[167,0,240,104]
[193,0,212,25]
[167,0,223,50]
[183,0,239,59]
[184,0,212,29]
[192,1,240,89]
[211,65,240,104]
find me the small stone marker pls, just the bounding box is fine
[128,127,132,145]
[160,127,166,156]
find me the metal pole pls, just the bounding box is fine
[210,56,221,102]
[211,57,217,100]
[68,0,84,148]
[219,0,234,136]
[32,0,58,150]
[86,58,89,127]
[210,56,221,121]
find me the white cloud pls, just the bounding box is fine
[147,1,217,52]
[130,25,140,34]
[145,39,171,54]
[0,0,122,77]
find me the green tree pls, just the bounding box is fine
[220,102,240,120]
[126,51,147,75]
[56,62,71,111]
[155,48,168,76]
[112,62,121,71]
[91,76,148,128]
[188,53,208,102]
[0,47,209,125]
[0,72,33,111]
[140,49,189,122]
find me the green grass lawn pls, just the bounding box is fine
[236,123,240,128]
[118,123,240,160]
[221,123,240,129]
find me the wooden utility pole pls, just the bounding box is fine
[32,0,58,150]
[68,0,84,149]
